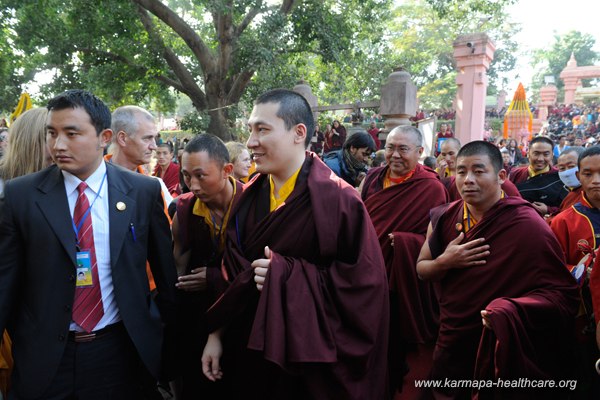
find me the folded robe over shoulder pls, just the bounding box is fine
[427,197,579,399]
[362,163,448,344]
[206,153,389,400]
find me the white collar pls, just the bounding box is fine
[62,160,107,197]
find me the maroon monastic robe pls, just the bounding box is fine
[426,197,579,399]
[206,153,389,400]
[362,163,448,343]
[172,181,242,398]
[153,161,180,195]
[442,176,521,201]
[362,164,448,396]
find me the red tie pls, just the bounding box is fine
[72,182,104,332]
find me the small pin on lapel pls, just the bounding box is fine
[455,223,463,232]
[116,201,126,211]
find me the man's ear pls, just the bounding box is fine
[100,129,113,148]
[294,123,307,145]
[116,130,128,146]
[223,162,234,176]
[498,168,507,184]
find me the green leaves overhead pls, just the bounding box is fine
[530,30,599,96]
[391,0,518,109]
[0,0,519,127]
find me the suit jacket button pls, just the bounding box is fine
[69,274,75,282]
[58,334,65,341]
[64,305,71,311]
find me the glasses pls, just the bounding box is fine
[384,145,420,155]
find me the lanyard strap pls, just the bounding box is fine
[71,173,107,243]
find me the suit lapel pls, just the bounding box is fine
[36,166,78,267]
[106,163,135,269]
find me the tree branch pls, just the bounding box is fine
[234,1,263,37]
[280,0,296,14]
[217,1,234,83]
[227,70,255,104]
[131,0,216,73]
[135,5,207,109]
[78,47,189,95]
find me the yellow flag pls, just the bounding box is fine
[9,93,33,125]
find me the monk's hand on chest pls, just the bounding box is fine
[252,246,272,292]
[175,267,207,292]
[438,232,490,270]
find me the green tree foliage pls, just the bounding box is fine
[530,30,599,96]
[0,10,35,113]
[0,0,391,139]
[390,0,518,109]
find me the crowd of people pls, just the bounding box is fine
[0,88,600,400]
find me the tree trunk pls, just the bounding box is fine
[207,107,235,141]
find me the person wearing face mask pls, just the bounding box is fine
[550,145,600,399]
[557,147,585,211]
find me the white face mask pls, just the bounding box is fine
[559,166,580,188]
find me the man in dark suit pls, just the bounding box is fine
[0,90,178,399]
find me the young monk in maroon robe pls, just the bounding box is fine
[153,143,181,196]
[171,134,243,399]
[509,136,567,216]
[201,89,389,400]
[435,138,520,201]
[361,125,448,397]
[417,141,579,399]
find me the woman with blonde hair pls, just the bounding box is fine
[225,141,252,181]
[0,107,51,398]
[0,107,52,195]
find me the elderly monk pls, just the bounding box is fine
[201,89,389,400]
[417,141,578,399]
[361,125,448,397]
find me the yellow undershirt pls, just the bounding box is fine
[435,167,453,178]
[269,167,301,212]
[192,176,237,251]
[528,165,550,178]
[462,191,505,233]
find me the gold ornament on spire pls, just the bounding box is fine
[503,83,533,142]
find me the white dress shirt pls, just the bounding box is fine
[63,161,120,332]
